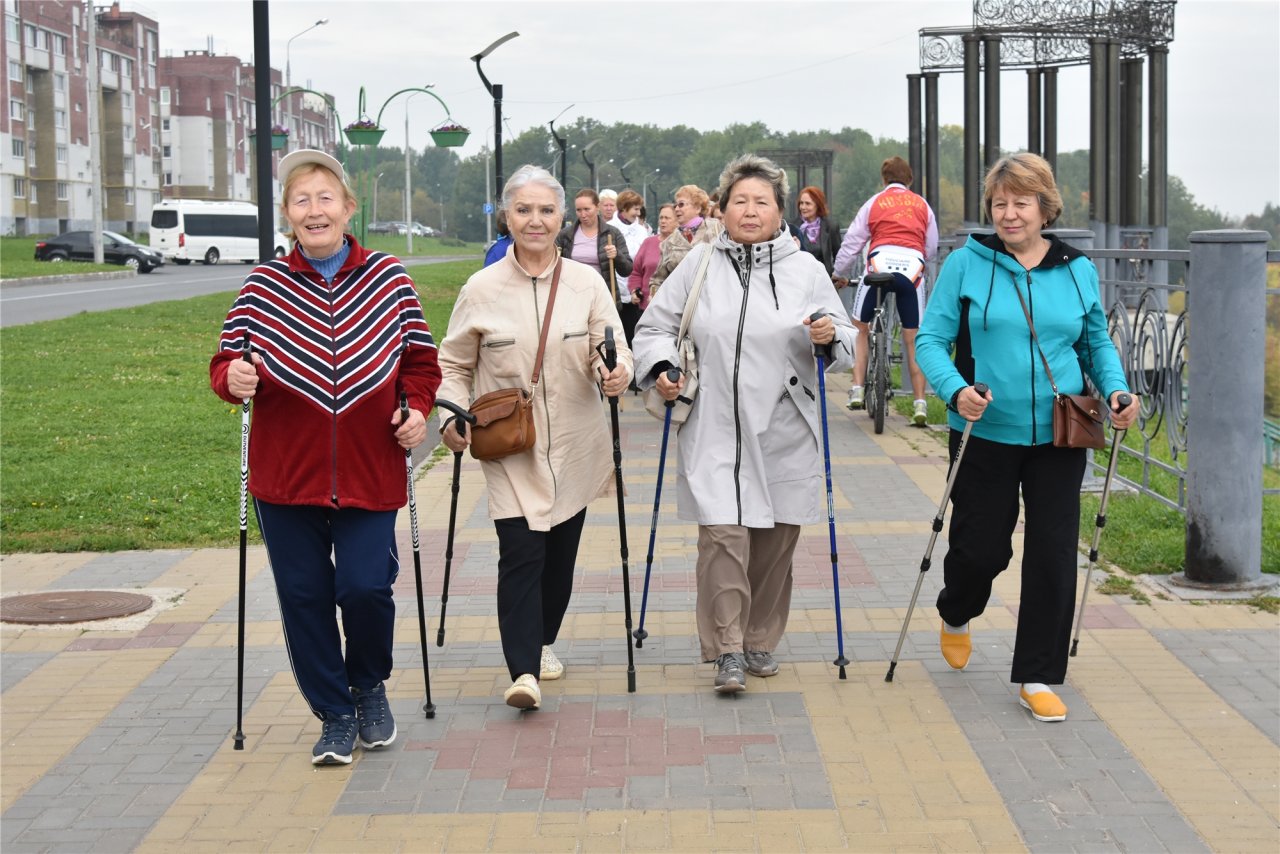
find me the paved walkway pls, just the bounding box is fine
[3,378,1278,852]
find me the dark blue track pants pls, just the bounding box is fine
[254,500,399,718]
[935,432,1086,685]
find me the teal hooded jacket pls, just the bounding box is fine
[916,232,1129,446]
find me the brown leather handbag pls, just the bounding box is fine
[1011,277,1106,450]
[468,260,561,461]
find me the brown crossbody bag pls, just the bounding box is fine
[467,259,561,461]
[1010,277,1106,450]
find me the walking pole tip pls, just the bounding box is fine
[885,661,897,682]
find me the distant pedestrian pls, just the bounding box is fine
[599,188,618,223]
[633,154,855,695]
[438,165,632,711]
[630,202,677,311]
[915,152,1138,723]
[483,209,513,267]
[609,189,651,346]
[210,149,441,765]
[833,156,939,424]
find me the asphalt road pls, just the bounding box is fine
[0,255,479,328]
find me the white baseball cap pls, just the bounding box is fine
[277,149,349,190]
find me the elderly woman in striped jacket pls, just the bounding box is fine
[210,149,441,767]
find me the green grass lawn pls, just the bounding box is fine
[1,236,122,280]
[0,259,478,552]
[361,234,486,257]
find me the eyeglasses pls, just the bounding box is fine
[674,200,688,208]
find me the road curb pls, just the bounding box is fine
[0,269,138,288]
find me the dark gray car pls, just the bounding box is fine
[34,230,165,273]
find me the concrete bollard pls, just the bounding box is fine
[1176,230,1270,590]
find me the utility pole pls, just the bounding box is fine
[86,1,103,262]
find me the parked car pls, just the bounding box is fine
[411,222,437,237]
[34,230,165,273]
[367,221,396,235]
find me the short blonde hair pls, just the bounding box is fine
[674,184,709,217]
[983,152,1064,227]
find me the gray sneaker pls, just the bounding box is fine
[351,682,396,749]
[714,652,747,693]
[745,650,779,677]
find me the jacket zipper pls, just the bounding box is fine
[1026,270,1037,446]
[532,275,557,500]
[328,272,340,505]
[731,254,751,526]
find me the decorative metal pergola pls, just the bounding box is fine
[908,0,1175,253]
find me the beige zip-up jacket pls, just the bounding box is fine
[437,248,632,531]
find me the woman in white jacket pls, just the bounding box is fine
[632,154,855,693]
[438,165,632,710]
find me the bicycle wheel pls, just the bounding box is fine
[872,319,889,434]
[865,329,880,423]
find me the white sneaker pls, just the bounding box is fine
[847,386,864,410]
[503,674,541,710]
[913,399,928,426]
[540,646,564,681]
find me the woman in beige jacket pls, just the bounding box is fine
[438,165,632,710]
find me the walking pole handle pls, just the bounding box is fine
[602,326,618,371]
[973,381,989,398]
[241,331,253,363]
[1113,392,1132,412]
[808,311,834,361]
[435,398,476,439]
[663,368,680,410]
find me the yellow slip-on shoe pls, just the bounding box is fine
[940,623,971,670]
[1019,685,1067,722]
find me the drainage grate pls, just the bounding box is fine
[0,591,154,624]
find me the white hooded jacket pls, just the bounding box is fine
[632,230,854,527]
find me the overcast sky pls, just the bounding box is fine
[138,0,1278,219]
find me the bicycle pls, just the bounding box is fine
[861,271,900,434]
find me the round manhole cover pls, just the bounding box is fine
[0,591,154,624]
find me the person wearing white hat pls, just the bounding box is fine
[209,149,441,765]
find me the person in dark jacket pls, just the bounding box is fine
[483,209,513,267]
[554,188,633,293]
[793,185,842,276]
[915,152,1138,724]
[210,149,441,765]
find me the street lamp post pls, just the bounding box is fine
[642,167,661,212]
[618,157,636,187]
[548,104,574,184]
[581,139,602,192]
[471,31,520,202]
[373,171,385,223]
[285,18,328,144]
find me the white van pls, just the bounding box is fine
[149,200,291,265]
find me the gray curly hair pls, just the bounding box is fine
[501,164,566,214]
[715,154,789,213]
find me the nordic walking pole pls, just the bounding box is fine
[400,393,435,719]
[233,332,252,750]
[599,327,637,692]
[432,399,476,647]
[606,233,619,304]
[1071,392,1132,657]
[809,312,849,679]
[885,381,989,682]
[634,367,681,648]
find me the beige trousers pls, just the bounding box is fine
[695,523,800,661]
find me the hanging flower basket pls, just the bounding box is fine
[344,119,385,147]
[430,122,470,148]
[249,126,290,151]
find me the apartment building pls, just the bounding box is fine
[1,1,336,236]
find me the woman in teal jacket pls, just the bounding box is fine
[915,153,1139,723]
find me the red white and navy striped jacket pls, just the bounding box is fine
[210,235,441,511]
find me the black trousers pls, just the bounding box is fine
[616,301,641,348]
[494,509,587,681]
[936,431,1086,685]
